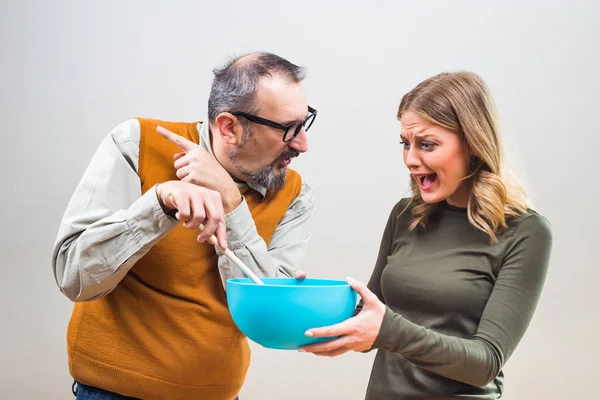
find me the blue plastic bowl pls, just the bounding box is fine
[226,278,357,350]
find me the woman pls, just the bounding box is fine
[301,71,552,399]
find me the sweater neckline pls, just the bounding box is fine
[442,201,468,214]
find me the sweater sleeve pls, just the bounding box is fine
[372,213,553,387]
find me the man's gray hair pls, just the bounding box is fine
[208,52,306,126]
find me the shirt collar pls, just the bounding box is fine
[197,121,268,199]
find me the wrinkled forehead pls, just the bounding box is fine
[400,111,430,138]
[255,75,308,123]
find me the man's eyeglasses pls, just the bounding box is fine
[231,106,317,143]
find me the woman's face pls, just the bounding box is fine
[400,110,471,207]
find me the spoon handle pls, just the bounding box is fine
[201,224,264,285]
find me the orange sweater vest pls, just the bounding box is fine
[66,118,303,399]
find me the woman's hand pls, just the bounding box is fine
[299,277,386,357]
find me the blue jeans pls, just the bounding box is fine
[73,381,239,400]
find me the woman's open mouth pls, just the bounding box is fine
[416,173,437,190]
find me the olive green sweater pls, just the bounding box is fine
[360,199,552,399]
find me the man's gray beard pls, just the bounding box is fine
[236,163,287,191]
[229,127,294,191]
[230,146,287,191]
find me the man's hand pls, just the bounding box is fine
[294,270,307,280]
[156,180,227,249]
[157,126,242,213]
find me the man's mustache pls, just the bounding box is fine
[278,149,300,160]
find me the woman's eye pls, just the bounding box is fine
[399,140,410,149]
[421,142,436,150]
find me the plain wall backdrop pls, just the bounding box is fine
[1,0,598,398]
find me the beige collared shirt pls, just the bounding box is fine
[52,119,314,302]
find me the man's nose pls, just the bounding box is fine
[288,128,308,153]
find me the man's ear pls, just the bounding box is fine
[214,113,242,145]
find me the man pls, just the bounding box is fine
[52,52,317,400]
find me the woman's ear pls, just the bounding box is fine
[466,144,480,163]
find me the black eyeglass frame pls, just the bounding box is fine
[231,106,317,143]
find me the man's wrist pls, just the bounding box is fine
[155,184,178,219]
[223,191,243,214]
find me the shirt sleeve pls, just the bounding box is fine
[216,183,315,285]
[371,212,553,387]
[354,200,399,316]
[51,119,179,302]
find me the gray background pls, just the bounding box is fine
[1,0,598,399]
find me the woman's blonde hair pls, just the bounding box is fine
[398,71,530,242]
